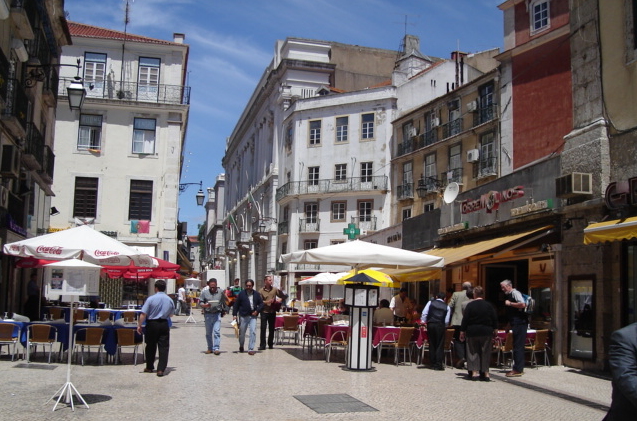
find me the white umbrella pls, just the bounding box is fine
[281,239,444,270]
[298,272,350,285]
[3,225,155,267]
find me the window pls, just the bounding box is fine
[448,144,462,183]
[478,82,495,123]
[84,52,106,94]
[402,207,412,221]
[304,240,318,250]
[330,240,345,245]
[331,201,346,221]
[336,116,348,142]
[424,153,437,186]
[334,163,347,182]
[403,161,413,193]
[305,203,318,223]
[283,206,289,222]
[281,241,288,254]
[308,166,319,186]
[129,179,153,220]
[309,120,321,145]
[358,200,372,222]
[361,162,373,183]
[78,114,102,150]
[73,177,98,218]
[133,118,156,154]
[138,57,160,100]
[402,121,415,142]
[478,132,496,177]
[285,123,293,151]
[424,203,434,213]
[530,0,550,33]
[361,113,374,139]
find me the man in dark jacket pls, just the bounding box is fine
[421,291,451,370]
[232,279,263,355]
[604,322,637,420]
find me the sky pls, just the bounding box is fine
[64,0,505,235]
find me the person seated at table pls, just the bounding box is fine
[373,299,394,326]
[337,299,349,315]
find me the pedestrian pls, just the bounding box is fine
[24,272,40,321]
[258,275,286,350]
[603,322,637,420]
[500,279,527,377]
[449,281,472,368]
[137,279,174,377]
[232,279,263,355]
[460,286,498,381]
[421,291,451,370]
[200,278,228,355]
[390,287,409,324]
[176,284,187,315]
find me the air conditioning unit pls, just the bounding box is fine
[466,149,480,163]
[0,185,9,208]
[466,100,478,112]
[556,173,593,198]
[431,117,440,127]
[0,144,19,178]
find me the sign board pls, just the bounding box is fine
[45,266,99,296]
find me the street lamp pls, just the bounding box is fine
[179,180,205,206]
[66,76,86,111]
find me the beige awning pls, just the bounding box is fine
[388,226,553,282]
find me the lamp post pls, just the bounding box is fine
[66,77,86,111]
[179,180,205,206]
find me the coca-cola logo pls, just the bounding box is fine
[94,250,120,257]
[36,246,63,255]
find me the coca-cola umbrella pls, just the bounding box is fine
[3,225,155,267]
[101,257,180,279]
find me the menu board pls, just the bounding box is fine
[45,266,99,296]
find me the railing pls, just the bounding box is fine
[478,156,498,178]
[58,77,191,105]
[423,129,438,147]
[25,29,50,70]
[2,79,29,131]
[299,218,320,232]
[416,178,438,196]
[277,220,289,235]
[397,137,413,156]
[350,216,377,231]
[473,104,497,126]
[442,117,463,139]
[396,183,413,200]
[276,175,387,201]
[444,167,463,184]
[23,123,44,170]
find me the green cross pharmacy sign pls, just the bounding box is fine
[343,223,360,240]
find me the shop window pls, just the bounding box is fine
[568,276,595,360]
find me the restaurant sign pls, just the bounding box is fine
[511,199,553,217]
[604,177,637,209]
[461,186,525,214]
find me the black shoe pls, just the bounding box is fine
[268,345,273,350]
[480,377,492,382]
[239,347,244,353]
[258,346,266,351]
[432,366,445,371]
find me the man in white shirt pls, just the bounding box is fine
[390,288,408,324]
[176,286,187,315]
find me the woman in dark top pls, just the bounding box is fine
[460,286,498,381]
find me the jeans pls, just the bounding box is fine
[260,312,276,348]
[511,322,527,373]
[204,312,222,351]
[239,315,257,351]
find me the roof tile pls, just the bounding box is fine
[68,21,183,46]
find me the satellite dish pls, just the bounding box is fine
[443,182,459,204]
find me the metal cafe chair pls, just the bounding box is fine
[0,323,21,361]
[74,327,105,366]
[116,328,144,365]
[280,315,301,345]
[27,324,58,363]
[525,329,551,368]
[325,329,348,364]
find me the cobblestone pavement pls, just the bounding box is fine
[0,316,612,420]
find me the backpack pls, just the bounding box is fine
[521,293,535,315]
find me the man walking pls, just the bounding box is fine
[259,275,287,350]
[421,291,451,370]
[138,279,174,377]
[500,279,527,377]
[176,285,187,316]
[233,279,263,355]
[604,322,637,420]
[200,278,228,355]
[449,281,472,368]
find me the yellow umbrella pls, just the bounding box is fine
[337,269,400,288]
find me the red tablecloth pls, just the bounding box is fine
[371,326,421,348]
[275,315,304,329]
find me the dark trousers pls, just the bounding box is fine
[428,322,445,369]
[511,322,527,373]
[466,335,492,373]
[260,312,276,348]
[453,325,466,361]
[145,320,170,372]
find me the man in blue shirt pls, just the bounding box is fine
[138,279,174,377]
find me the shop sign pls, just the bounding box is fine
[386,232,402,244]
[438,221,469,235]
[604,178,637,209]
[511,199,553,217]
[461,186,525,214]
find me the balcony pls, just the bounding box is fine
[1,79,29,136]
[39,145,55,184]
[58,77,191,105]
[299,218,320,233]
[42,66,59,106]
[444,167,463,184]
[477,156,498,178]
[350,216,377,232]
[277,220,289,235]
[276,175,387,202]
[25,29,50,69]
[397,137,413,156]
[423,129,438,147]
[23,123,44,171]
[396,183,413,200]
[473,104,497,127]
[442,117,463,139]
[10,0,37,40]
[416,178,439,197]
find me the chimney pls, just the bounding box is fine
[403,35,420,56]
[173,33,185,44]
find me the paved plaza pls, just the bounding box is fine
[0,315,612,420]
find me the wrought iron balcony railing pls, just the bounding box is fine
[1,79,29,133]
[276,175,387,201]
[473,104,498,127]
[58,77,191,105]
[396,183,413,200]
[277,220,289,235]
[350,216,377,232]
[23,122,44,171]
[477,156,498,178]
[442,117,463,139]
[444,167,463,184]
[299,218,320,232]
